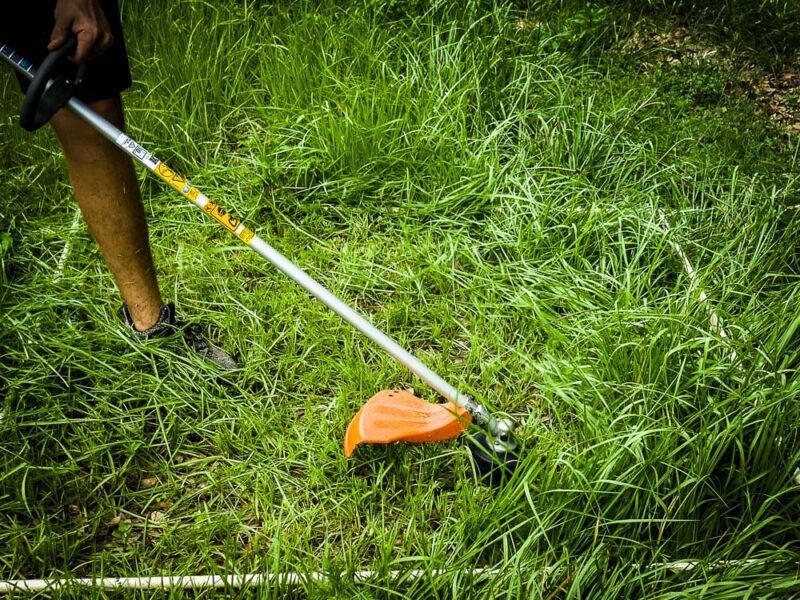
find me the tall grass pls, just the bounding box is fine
[0,0,798,596]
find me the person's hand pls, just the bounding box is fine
[48,0,113,63]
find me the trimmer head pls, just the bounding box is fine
[344,389,472,457]
[467,431,520,485]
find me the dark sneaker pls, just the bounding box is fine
[122,302,239,370]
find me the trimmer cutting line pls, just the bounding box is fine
[1,39,520,483]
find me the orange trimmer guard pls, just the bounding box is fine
[344,389,472,457]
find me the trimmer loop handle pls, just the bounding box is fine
[20,36,87,131]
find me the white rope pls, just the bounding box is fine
[0,569,496,593]
[657,208,738,363]
[52,207,82,284]
[0,561,772,593]
[644,559,764,570]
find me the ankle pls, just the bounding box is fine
[122,302,176,338]
[122,297,162,330]
[132,307,163,331]
[133,312,161,331]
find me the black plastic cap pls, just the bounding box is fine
[467,432,520,486]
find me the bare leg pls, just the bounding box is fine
[50,95,162,330]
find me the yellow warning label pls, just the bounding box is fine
[154,162,254,245]
[154,162,188,194]
[238,227,255,245]
[202,200,240,233]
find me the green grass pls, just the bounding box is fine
[1,0,799,597]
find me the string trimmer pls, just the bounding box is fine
[1,38,520,484]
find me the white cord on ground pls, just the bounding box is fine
[657,208,737,363]
[0,561,772,593]
[0,570,494,593]
[52,207,82,284]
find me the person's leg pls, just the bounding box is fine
[49,95,163,331]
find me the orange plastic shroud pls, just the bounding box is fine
[344,389,472,457]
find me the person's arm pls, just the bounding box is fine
[48,0,113,63]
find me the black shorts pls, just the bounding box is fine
[1,1,132,102]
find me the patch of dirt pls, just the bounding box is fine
[752,70,800,132]
[626,24,725,63]
[624,21,800,134]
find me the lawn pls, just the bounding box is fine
[1,0,799,597]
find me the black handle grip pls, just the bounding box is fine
[20,37,84,131]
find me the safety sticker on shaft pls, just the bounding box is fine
[151,161,254,244]
[116,134,159,168]
[154,162,189,194]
